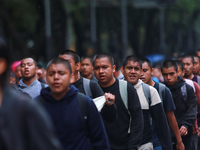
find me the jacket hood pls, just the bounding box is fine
[18,78,38,88]
[41,84,79,102]
[134,79,143,90]
[166,76,185,90]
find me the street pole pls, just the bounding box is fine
[91,0,97,55]
[159,7,167,54]
[44,0,51,61]
[121,0,128,58]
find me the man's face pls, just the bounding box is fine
[181,57,193,78]
[193,57,200,75]
[59,54,76,74]
[46,63,71,95]
[37,68,46,81]
[80,58,93,77]
[141,62,152,84]
[15,65,22,79]
[177,66,184,78]
[93,57,115,87]
[122,60,141,85]
[162,67,178,86]
[152,68,162,79]
[21,58,37,80]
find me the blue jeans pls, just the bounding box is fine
[154,146,162,150]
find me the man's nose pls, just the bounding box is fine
[99,68,103,73]
[54,73,59,79]
[130,69,135,73]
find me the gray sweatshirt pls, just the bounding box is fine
[18,78,48,99]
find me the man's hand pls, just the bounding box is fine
[179,126,188,136]
[176,141,185,150]
[104,93,115,106]
[197,127,200,137]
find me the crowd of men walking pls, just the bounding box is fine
[1,35,200,150]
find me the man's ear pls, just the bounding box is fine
[113,65,116,73]
[151,68,154,76]
[182,69,185,76]
[121,66,124,75]
[76,62,81,71]
[0,58,7,75]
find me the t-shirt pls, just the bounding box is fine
[101,79,143,150]
[152,82,176,148]
[134,80,172,150]
[73,77,104,98]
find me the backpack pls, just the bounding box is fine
[181,83,187,103]
[119,80,152,109]
[158,83,166,102]
[83,78,92,98]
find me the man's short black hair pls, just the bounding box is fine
[20,57,37,67]
[181,54,194,64]
[58,50,80,64]
[141,58,152,69]
[122,55,142,69]
[46,58,72,74]
[37,63,45,69]
[93,53,114,66]
[80,56,93,64]
[114,58,122,71]
[193,55,200,62]
[174,60,184,71]
[161,60,178,72]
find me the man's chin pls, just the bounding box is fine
[167,82,174,86]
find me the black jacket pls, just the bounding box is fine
[0,87,63,150]
[166,76,197,136]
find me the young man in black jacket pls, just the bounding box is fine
[93,53,143,150]
[161,59,197,150]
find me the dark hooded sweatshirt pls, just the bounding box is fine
[37,85,109,150]
[165,76,197,138]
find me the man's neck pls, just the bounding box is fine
[148,79,155,87]
[99,77,116,88]
[83,73,92,80]
[70,72,80,84]
[23,76,37,86]
[185,73,194,80]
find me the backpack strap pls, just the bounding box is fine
[119,80,131,133]
[119,80,128,109]
[181,84,187,103]
[83,78,92,98]
[142,83,151,106]
[184,79,195,92]
[77,92,88,132]
[197,76,200,87]
[158,83,166,102]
